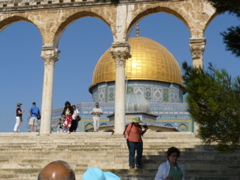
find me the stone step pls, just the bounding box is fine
[0,132,201,139]
[0,132,239,180]
[1,156,238,168]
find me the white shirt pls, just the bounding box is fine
[91,107,103,117]
[72,109,79,120]
[155,160,184,180]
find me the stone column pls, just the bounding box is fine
[189,37,206,68]
[40,47,59,135]
[189,37,206,133]
[111,42,131,134]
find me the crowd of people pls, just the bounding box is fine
[14,101,80,133]
[14,102,185,179]
[14,101,104,133]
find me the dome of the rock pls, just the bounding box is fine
[90,36,183,91]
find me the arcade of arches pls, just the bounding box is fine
[0,0,217,135]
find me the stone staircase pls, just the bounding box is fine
[0,132,239,180]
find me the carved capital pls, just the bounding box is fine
[189,38,206,60]
[41,46,60,65]
[110,42,131,67]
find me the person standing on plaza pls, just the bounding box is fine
[14,103,25,132]
[70,105,80,132]
[29,102,40,132]
[61,101,74,134]
[124,117,148,169]
[91,102,103,132]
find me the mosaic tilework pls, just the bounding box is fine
[163,89,169,102]
[179,124,187,131]
[108,87,115,102]
[145,87,152,100]
[127,87,133,94]
[134,87,144,96]
[85,122,93,131]
[153,87,162,102]
[171,88,180,103]
[91,81,184,103]
[98,88,105,102]
[93,91,98,102]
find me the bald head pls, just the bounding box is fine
[38,160,75,180]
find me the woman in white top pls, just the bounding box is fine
[70,105,80,132]
[155,147,184,180]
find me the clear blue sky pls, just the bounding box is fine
[0,12,239,132]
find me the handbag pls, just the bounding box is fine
[37,114,41,120]
[76,115,81,121]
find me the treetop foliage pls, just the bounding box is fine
[208,0,240,17]
[182,62,240,152]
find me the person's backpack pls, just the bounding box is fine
[123,123,133,138]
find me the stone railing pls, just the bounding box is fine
[0,0,95,8]
[0,0,184,9]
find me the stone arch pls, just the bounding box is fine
[53,11,113,48]
[126,6,190,39]
[0,15,39,33]
[203,12,220,35]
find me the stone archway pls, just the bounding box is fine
[0,0,218,135]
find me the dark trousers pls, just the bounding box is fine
[127,141,143,167]
[70,120,78,132]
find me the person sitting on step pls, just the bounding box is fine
[155,147,185,180]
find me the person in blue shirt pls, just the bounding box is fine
[29,102,40,132]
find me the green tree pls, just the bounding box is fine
[182,62,240,152]
[208,0,240,57]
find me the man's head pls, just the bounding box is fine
[95,102,99,107]
[33,102,36,106]
[38,160,75,180]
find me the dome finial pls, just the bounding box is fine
[136,24,140,36]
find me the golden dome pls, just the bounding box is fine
[90,36,183,89]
